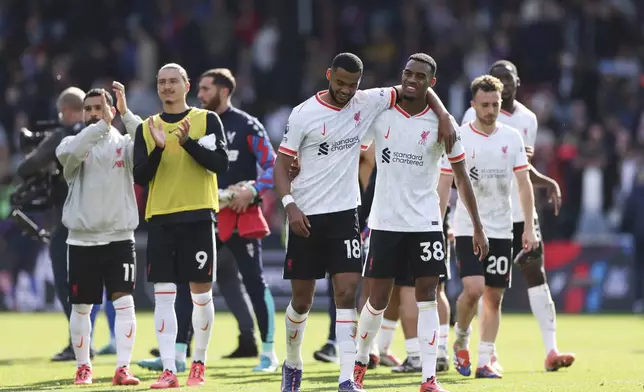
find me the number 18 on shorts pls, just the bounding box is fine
[455,236,513,288]
[364,231,447,280]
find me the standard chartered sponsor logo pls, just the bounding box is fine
[392,151,423,166]
[381,148,424,166]
[330,136,360,152]
[478,168,508,179]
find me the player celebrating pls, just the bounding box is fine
[138,68,278,373]
[133,63,229,389]
[56,89,140,386]
[441,75,539,379]
[462,61,575,372]
[274,52,457,392]
[353,54,488,392]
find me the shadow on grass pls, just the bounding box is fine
[2,375,158,391]
[0,357,51,367]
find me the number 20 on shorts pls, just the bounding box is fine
[486,255,509,275]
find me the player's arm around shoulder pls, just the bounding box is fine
[56,120,110,180]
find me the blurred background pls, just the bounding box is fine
[0,0,642,314]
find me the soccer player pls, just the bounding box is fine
[138,68,278,372]
[55,89,140,386]
[133,63,229,389]
[274,52,457,392]
[353,53,488,392]
[461,61,575,372]
[441,75,539,379]
[390,207,454,374]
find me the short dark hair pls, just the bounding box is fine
[490,60,518,76]
[200,68,236,95]
[408,53,437,77]
[470,75,504,96]
[331,53,363,74]
[84,88,113,106]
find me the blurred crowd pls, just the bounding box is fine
[1,0,644,307]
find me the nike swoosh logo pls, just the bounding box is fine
[361,332,368,340]
[201,322,209,331]
[75,336,83,348]
[350,331,357,339]
[289,330,298,340]
[322,123,326,136]
[125,326,133,338]
[428,331,436,345]
[384,126,390,139]
[157,320,165,333]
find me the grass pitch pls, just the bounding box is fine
[1,312,643,391]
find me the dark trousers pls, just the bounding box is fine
[175,234,275,346]
[220,235,274,345]
[327,275,336,342]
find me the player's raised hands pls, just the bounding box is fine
[472,228,489,261]
[437,114,457,154]
[101,91,115,125]
[174,118,190,145]
[112,81,128,116]
[147,117,166,148]
[285,203,311,238]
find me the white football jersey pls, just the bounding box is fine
[279,88,396,215]
[441,121,529,239]
[462,101,538,222]
[363,105,464,232]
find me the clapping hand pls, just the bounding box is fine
[101,92,115,125]
[174,118,190,145]
[112,81,128,116]
[147,117,166,148]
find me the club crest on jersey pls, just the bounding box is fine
[502,145,508,154]
[418,130,430,146]
[523,128,528,135]
[354,111,361,126]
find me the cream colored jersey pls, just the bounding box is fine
[363,105,465,232]
[279,88,396,215]
[462,101,537,222]
[441,121,528,239]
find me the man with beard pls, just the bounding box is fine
[55,89,140,386]
[136,68,278,373]
[461,61,574,373]
[275,52,457,392]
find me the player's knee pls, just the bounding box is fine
[334,285,358,309]
[154,283,177,304]
[461,279,484,302]
[72,304,93,314]
[483,289,504,309]
[189,281,212,294]
[414,277,439,302]
[111,291,130,301]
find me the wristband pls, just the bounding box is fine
[282,195,295,207]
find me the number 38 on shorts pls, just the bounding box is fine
[364,230,447,280]
[455,237,513,288]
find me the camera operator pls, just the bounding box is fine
[16,87,86,361]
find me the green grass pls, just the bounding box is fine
[1,312,643,391]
